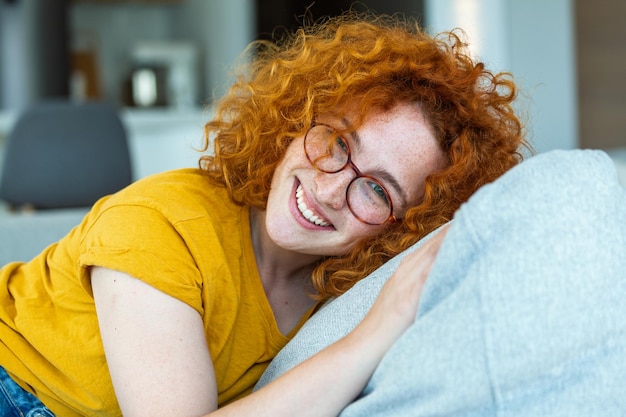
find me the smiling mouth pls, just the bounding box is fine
[296,184,331,227]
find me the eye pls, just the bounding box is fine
[367,181,390,206]
[334,135,349,154]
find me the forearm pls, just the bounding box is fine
[212,321,390,417]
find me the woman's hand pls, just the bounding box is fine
[356,223,450,354]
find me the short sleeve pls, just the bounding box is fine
[78,203,204,314]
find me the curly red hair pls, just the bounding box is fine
[200,11,529,300]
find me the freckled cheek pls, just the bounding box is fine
[276,150,311,176]
[347,223,387,242]
[333,231,380,255]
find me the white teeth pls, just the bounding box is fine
[296,185,330,227]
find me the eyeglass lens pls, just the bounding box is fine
[304,124,393,225]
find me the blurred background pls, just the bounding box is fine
[0,0,624,179]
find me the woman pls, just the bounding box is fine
[0,11,527,417]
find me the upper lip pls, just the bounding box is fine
[296,181,332,227]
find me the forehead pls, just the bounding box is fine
[319,101,434,145]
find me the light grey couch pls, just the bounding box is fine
[0,207,88,266]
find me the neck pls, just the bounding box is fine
[249,208,322,287]
[249,208,321,334]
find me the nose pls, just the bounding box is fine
[314,169,354,210]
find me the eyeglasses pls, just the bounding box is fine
[304,123,398,225]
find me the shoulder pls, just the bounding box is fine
[77,168,245,262]
[91,168,236,222]
[76,169,248,307]
[124,168,225,202]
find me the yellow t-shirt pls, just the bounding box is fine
[0,168,314,417]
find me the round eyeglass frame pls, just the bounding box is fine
[303,123,398,226]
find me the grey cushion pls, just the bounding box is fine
[0,207,87,265]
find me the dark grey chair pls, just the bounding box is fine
[0,100,132,209]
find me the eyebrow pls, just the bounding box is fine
[341,118,410,211]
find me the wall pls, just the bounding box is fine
[576,0,626,150]
[70,2,176,106]
[0,0,69,110]
[425,0,578,153]
[69,0,255,107]
[172,0,256,101]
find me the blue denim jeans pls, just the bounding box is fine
[0,367,54,417]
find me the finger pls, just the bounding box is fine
[396,224,450,278]
[374,225,450,322]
